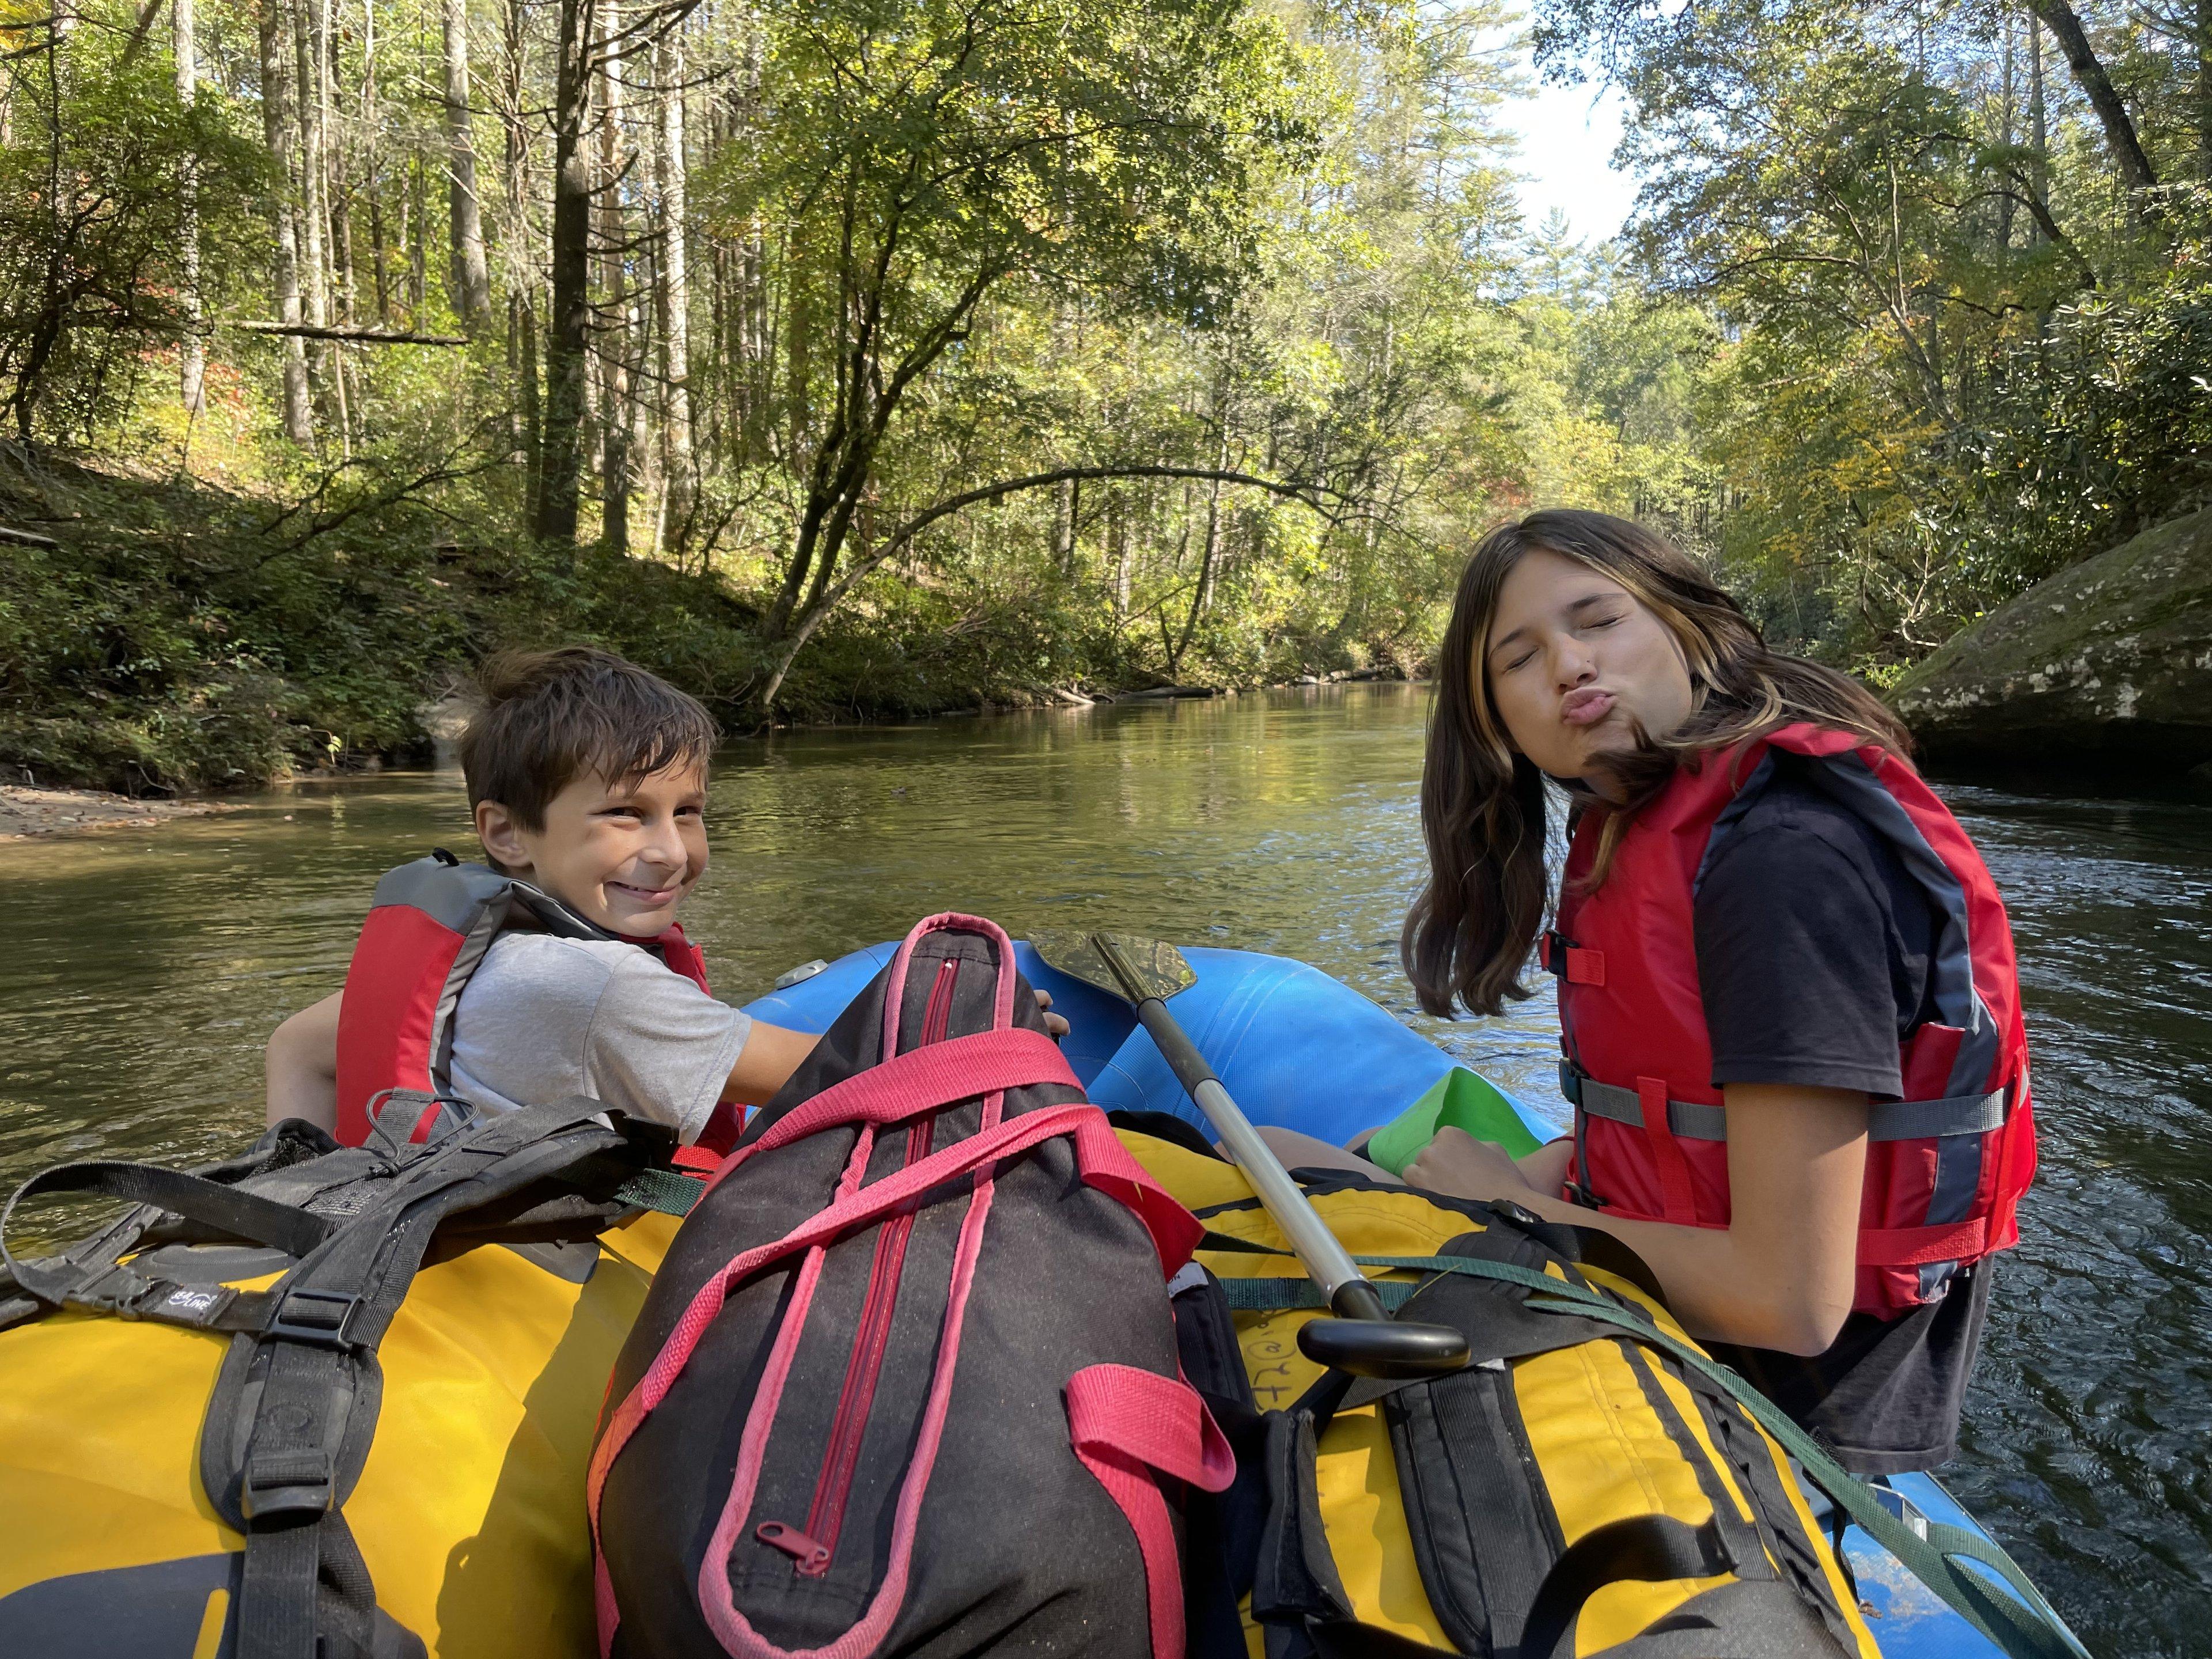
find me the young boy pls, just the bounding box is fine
[266,647,1060,1141]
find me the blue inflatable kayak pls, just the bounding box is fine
[746,941,2076,1659]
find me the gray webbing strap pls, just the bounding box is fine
[1573,1079,1729,1141]
[1865,1090,2010,1141]
[1570,1073,2008,1144]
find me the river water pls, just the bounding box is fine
[0,684,2203,1654]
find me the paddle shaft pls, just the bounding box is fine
[1124,994,1389,1321]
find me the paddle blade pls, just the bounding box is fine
[1030,930,1197,1002]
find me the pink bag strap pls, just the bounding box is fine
[704,1028,1078,1190]
[1066,1364,1236,1659]
[586,1101,1202,1554]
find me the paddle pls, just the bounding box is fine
[1032,930,1470,1380]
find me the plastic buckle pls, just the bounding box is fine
[1873,1483,1930,1540]
[1540,931,1569,976]
[268,1287,359,1348]
[240,1447,336,1521]
[1556,1059,1584,1107]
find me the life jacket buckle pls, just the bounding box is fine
[267,1286,359,1349]
[1556,1059,1585,1107]
[1541,930,1570,977]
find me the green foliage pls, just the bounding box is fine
[0,16,263,440]
[1946,198,2212,589]
[1520,0,2212,664]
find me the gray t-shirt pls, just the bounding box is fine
[445,932,752,1143]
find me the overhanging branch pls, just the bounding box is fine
[228,321,471,346]
[754,463,1369,715]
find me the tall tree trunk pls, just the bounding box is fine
[1998,10,2017,248]
[2198,0,2212,173]
[442,0,492,324]
[294,0,332,419]
[499,0,532,289]
[408,153,428,314]
[296,0,328,327]
[1052,475,1078,575]
[654,24,695,558]
[2031,12,2050,243]
[597,0,630,552]
[517,287,542,516]
[535,0,593,544]
[1110,491,1130,617]
[259,0,313,440]
[174,0,203,415]
[360,0,388,323]
[1172,423,1231,673]
[2027,0,2159,206]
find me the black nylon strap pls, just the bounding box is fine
[1516,1514,1734,1659]
[209,1098,623,1659]
[0,1160,332,1301]
[237,1518,322,1659]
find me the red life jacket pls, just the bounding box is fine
[333,852,740,1154]
[1547,723,2037,1319]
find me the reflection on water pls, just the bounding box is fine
[0,684,2203,1653]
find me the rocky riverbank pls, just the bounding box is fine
[1893,507,2212,781]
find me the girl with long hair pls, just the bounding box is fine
[1306,510,2036,1472]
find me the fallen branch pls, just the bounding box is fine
[227,321,471,346]
[756,464,1363,713]
[0,524,58,548]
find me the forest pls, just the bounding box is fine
[0,0,2205,787]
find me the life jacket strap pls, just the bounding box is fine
[1857,1216,1990,1268]
[1560,1062,2011,1144]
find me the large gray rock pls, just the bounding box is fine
[1892,508,2212,774]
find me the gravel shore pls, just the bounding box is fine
[0,783,233,840]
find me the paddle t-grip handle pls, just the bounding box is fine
[1118,990,1471,1381]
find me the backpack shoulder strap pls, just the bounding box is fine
[196,1098,623,1659]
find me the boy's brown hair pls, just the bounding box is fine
[459,647,719,831]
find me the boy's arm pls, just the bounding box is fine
[714,991,1068,1111]
[267,991,342,1132]
[719,1021,821,1107]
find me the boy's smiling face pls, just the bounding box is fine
[475,760,710,937]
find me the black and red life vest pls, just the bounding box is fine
[1547,723,2037,1319]
[334,853,737,1153]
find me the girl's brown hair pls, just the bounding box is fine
[1400,510,1911,1018]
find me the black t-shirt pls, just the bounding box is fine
[1689,755,1991,1474]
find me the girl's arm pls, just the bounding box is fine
[266,991,343,1131]
[1406,1082,1869,1355]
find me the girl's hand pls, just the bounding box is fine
[1403,1127,1542,1204]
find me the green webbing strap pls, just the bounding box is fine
[1215,1252,2086,1659]
[1218,1277,1417,1311]
[613,1166,704,1218]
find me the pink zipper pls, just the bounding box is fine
[772,956,960,1577]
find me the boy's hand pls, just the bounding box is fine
[1033,988,1070,1039]
[724,991,1066,1111]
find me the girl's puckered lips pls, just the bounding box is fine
[1560,687,1616,727]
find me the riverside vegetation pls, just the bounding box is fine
[3,0,2209,789]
